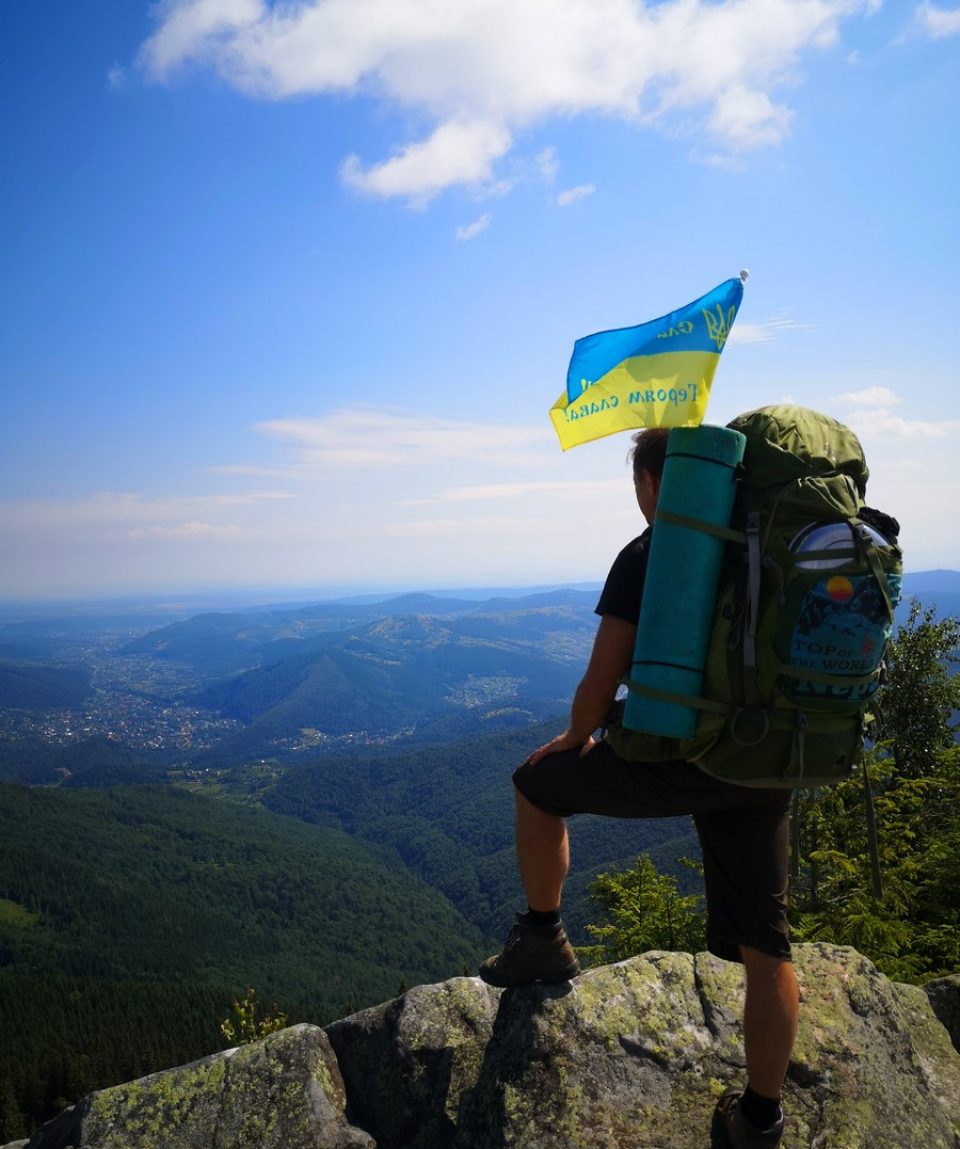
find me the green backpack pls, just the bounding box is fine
[607,405,903,790]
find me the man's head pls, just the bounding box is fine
[629,427,669,525]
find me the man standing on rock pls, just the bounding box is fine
[479,427,797,1149]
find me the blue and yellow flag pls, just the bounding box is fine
[550,275,745,450]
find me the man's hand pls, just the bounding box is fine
[527,730,596,765]
[525,615,636,767]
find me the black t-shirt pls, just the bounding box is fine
[594,527,652,625]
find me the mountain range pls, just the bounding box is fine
[0,570,956,1138]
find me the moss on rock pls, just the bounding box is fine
[20,944,960,1149]
[25,1024,372,1149]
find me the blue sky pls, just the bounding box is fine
[1,0,958,600]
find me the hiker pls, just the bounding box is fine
[480,426,796,1149]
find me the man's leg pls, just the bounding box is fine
[478,785,580,987]
[695,798,794,1146]
[740,946,799,1098]
[516,788,569,912]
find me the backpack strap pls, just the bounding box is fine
[743,512,763,711]
[854,522,897,623]
[653,508,746,544]
[785,710,808,783]
[620,677,730,716]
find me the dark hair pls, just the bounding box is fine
[629,427,670,483]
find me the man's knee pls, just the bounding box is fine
[739,945,793,972]
[740,944,788,962]
[514,784,563,826]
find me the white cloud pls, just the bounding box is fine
[400,479,624,505]
[556,183,596,207]
[455,212,492,241]
[248,407,554,474]
[139,0,264,78]
[0,490,292,532]
[129,521,247,541]
[839,409,960,438]
[916,3,960,37]
[833,386,902,406]
[706,84,793,149]
[831,387,960,437]
[137,0,877,201]
[535,147,559,185]
[341,120,512,206]
[383,513,561,539]
[728,314,810,344]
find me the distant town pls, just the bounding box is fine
[0,636,240,754]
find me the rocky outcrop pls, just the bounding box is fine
[12,944,960,1149]
[10,1024,372,1149]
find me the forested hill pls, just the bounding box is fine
[118,588,600,677]
[135,591,601,765]
[0,575,957,1140]
[0,783,482,1007]
[0,575,955,768]
[0,663,92,712]
[261,719,699,940]
[0,781,487,1138]
[0,719,699,1140]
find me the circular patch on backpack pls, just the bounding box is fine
[826,575,854,603]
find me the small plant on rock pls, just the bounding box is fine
[220,987,287,1047]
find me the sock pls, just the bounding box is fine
[740,1086,782,1131]
[525,906,561,927]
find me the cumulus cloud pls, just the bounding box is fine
[839,410,960,438]
[832,387,960,437]
[342,120,512,206]
[556,183,596,207]
[916,3,960,37]
[455,212,492,240]
[137,0,877,201]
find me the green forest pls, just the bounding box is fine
[0,785,484,1140]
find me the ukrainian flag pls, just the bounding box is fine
[550,276,745,450]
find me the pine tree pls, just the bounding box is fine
[580,855,706,965]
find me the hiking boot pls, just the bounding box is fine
[478,913,581,987]
[711,1087,784,1149]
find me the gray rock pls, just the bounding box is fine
[23,1023,373,1149]
[19,944,960,1149]
[327,943,960,1149]
[926,974,960,1053]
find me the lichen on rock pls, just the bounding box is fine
[23,1023,372,1149]
[15,944,960,1149]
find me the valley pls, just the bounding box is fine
[0,573,956,1138]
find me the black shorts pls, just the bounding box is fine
[512,740,793,964]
